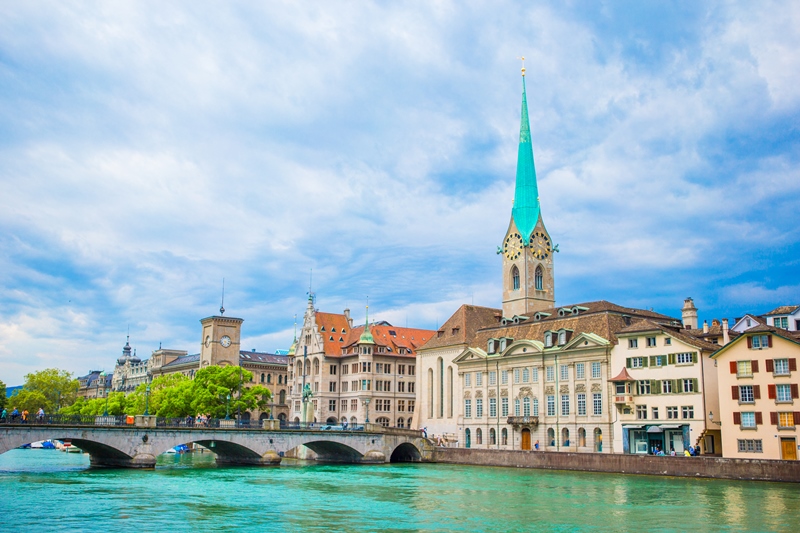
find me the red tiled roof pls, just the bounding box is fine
[315,312,352,354]
[610,367,636,382]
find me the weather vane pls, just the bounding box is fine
[519,55,526,76]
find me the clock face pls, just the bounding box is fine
[530,231,552,260]
[220,335,232,348]
[504,233,524,260]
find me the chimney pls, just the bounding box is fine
[682,297,698,330]
[722,319,730,345]
[703,320,709,334]
[344,308,353,328]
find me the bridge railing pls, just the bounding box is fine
[279,421,366,432]
[0,414,127,426]
[0,414,265,430]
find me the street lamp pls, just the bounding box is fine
[363,397,371,424]
[226,393,231,420]
[144,384,151,416]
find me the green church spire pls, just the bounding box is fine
[511,68,541,243]
[359,304,375,345]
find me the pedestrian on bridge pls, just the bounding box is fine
[10,408,19,421]
[1,408,7,422]
[21,409,29,423]
[37,408,45,421]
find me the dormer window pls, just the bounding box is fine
[499,338,507,352]
[558,330,567,345]
[487,339,497,354]
[331,327,336,333]
[320,326,326,332]
[544,332,553,347]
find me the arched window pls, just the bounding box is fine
[548,428,555,446]
[304,360,310,376]
[512,266,520,290]
[351,416,358,425]
[514,398,520,416]
[545,332,553,347]
[267,374,272,384]
[428,368,434,418]
[595,428,603,452]
[438,357,444,418]
[535,265,543,290]
[465,429,471,448]
[562,428,570,446]
[490,428,496,445]
[313,358,320,376]
[279,390,286,404]
[397,417,405,428]
[533,397,539,416]
[377,417,390,427]
[476,428,483,445]
[260,373,265,383]
[578,428,587,447]
[447,366,454,418]
[501,428,508,445]
[523,397,531,416]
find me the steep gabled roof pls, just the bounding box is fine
[619,319,719,352]
[764,305,800,316]
[315,311,352,355]
[419,304,502,351]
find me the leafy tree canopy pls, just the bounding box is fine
[0,379,6,410]
[19,368,79,412]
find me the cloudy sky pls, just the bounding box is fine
[1,1,798,385]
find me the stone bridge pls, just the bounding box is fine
[0,422,434,468]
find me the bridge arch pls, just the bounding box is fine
[296,439,364,463]
[390,442,422,463]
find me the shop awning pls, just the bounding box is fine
[623,425,644,429]
[646,426,663,433]
[660,424,681,429]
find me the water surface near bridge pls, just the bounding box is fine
[1,449,798,532]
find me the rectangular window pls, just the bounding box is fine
[514,368,520,383]
[776,384,792,402]
[664,338,672,346]
[576,363,585,380]
[329,400,337,411]
[740,385,754,403]
[476,398,483,418]
[408,382,415,393]
[662,380,673,394]
[501,370,508,385]
[501,397,509,417]
[682,379,695,393]
[351,399,358,410]
[489,371,497,386]
[329,382,336,392]
[774,359,790,375]
[653,355,664,367]
[408,366,415,376]
[408,400,415,412]
[464,399,472,418]
[652,407,659,419]
[681,405,694,419]
[676,352,694,364]
[560,365,569,381]
[751,335,770,349]
[547,395,555,417]
[523,397,531,417]
[631,357,643,368]
[737,439,763,453]
[592,362,602,379]
[593,393,602,415]
[737,360,753,377]
[295,401,301,412]
[561,394,570,416]
[476,372,483,387]
[341,399,347,411]
[362,379,371,391]
[514,398,520,416]
[667,406,678,419]
[638,380,651,395]
[522,368,530,383]
[342,382,349,392]
[740,411,756,427]
[385,364,391,374]
[330,365,337,375]
[489,398,497,417]
[636,405,647,419]
[375,363,383,373]
[532,367,539,382]
[397,381,405,393]
[629,339,638,349]
[646,337,657,347]
[398,400,405,412]
[546,366,555,382]
[398,364,406,375]
[774,317,789,329]
[778,412,795,428]
[533,398,539,416]
[577,393,586,416]
[464,373,471,387]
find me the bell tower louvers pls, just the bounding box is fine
[500,66,555,318]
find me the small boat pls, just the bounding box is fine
[30,440,57,449]
[58,440,82,453]
[164,444,190,454]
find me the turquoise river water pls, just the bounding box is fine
[1,449,799,532]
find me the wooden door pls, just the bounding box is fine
[781,438,797,460]
[521,428,531,450]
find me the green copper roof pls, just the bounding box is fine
[359,306,375,345]
[511,76,541,243]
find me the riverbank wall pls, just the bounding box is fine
[432,447,800,482]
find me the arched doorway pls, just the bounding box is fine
[476,429,483,445]
[548,428,555,447]
[578,428,586,447]
[562,428,570,447]
[465,429,471,448]
[521,428,531,450]
[259,413,269,421]
[595,428,603,452]
[278,413,287,422]
[326,417,337,424]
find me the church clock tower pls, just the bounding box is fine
[500,63,555,318]
[199,310,243,368]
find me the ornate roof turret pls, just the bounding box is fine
[117,335,133,365]
[359,305,375,345]
[510,64,541,243]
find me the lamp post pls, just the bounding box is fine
[363,397,371,424]
[144,384,150,416]
[226,393,231,420]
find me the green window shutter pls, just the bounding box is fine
[649,356,656,367]
[692,352,698,364]
[626,357,631,368]
[668,353,676,365]
[642,357,649,367]
[652,380,661,394]
[673,379,680,394]
[693,378,699,392]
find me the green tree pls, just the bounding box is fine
[0,379,6,410]
[190,366,272,419]
[20,368,79,412]
[9,389,48,414]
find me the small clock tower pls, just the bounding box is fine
[199,313,243,368]
[500,63,555,318]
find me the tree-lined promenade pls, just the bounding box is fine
[1,366,271,420]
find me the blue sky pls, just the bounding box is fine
[1,1,798,385]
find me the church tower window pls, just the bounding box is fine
[512,266,520,290]
[535,266,543,291]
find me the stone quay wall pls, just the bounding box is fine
[433,447,800,483]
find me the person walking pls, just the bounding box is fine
[0,408,7,423]
[10,407,19,421]
[21,409,29,423]
[37,407,45,421]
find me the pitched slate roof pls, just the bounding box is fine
[162,353,200,369]
[420,305,502,351]
[238,351,289,365]
[618,319,720,352]
[764,305,800,316]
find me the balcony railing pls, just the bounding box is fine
[507,416,539,427]
[614,395,634,404]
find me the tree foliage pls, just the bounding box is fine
[14,368,80,413]
[0,379,6,410]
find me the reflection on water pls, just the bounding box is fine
[1,449,799,532]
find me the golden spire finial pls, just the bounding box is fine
[519,56,526,77]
